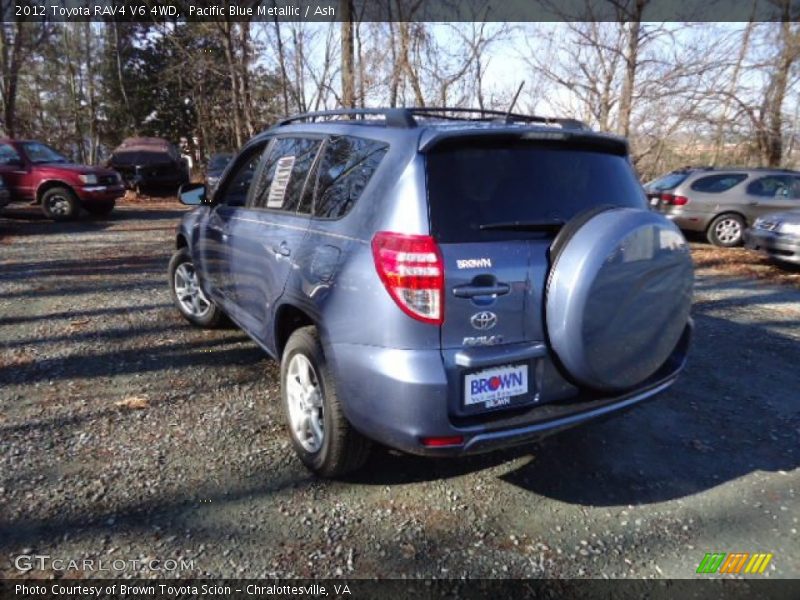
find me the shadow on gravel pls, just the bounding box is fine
[0,254,167,281]
[0,470,313,552]
[0,333,262,387]
[0,254,167,282]
[0,303,170,326]
[497,305,799,506]
[348,293,799,507]
[0,205,185,233]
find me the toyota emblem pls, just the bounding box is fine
[470,311,497,330]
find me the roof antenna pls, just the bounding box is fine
[504,81,525,123]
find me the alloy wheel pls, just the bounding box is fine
[714,218,742,245]
[286,353,325,453]
[173,262,211,318]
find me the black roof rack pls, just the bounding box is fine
[277,108,417,128]
[276,107,589,130]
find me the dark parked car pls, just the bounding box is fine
[0,139,124,220]
[205,153,233,190]
[169,108,694,477]
[109,137,189,193]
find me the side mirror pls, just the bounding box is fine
[178,182,207,206]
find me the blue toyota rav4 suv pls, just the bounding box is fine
[169,108,694,477]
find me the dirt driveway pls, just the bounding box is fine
[1,203,798,579]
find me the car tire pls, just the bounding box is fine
[707,213,745,247]
[281,326,371,478]
[84,200,116,217]
[168,248,222,328]
[40,186,78,221]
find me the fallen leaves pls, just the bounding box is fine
[692,245,800,289]
[68,318,91,330]
[114,395,150,410]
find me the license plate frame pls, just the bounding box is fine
[462,363,530,413]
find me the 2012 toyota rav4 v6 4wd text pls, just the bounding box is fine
[169,108,694,477]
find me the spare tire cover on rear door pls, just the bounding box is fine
[545,207,693,392]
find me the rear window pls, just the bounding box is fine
[646,171,689,192]
[690,173,747,193]
[426,141,646,243]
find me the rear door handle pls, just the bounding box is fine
[452,283,510,298]
[272,241,291,257]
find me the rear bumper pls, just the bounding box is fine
[745,229,800,264]
[329,321,692,457]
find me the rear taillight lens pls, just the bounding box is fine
[421,435,464,447]
[371,231,444,325]
[660,193,689,206]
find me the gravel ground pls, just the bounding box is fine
[0,202,798,579]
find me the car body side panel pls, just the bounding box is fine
[228,209,313,347]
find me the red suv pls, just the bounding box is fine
[0,139,125,220]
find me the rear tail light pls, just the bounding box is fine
[421,435,464,447]
[660,193,689,206]
[371,231,444,325]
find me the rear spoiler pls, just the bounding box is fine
[419,128,629,156]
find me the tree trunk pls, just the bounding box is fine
[400,23,425,107]
[712,17,754,165]
[219,21,243,147]
[84,21,98,164]
[111,21,133,132]
[340,0,355,109]
[763,13,798,166]
[618,4,645,138]
[0,22,26,137]
[388,21,399,107]
[273,19,290,115]
[63,25,85,162]
[238,21,254,137]
[355,20,365,108]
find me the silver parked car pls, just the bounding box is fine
[746,210,800,265]
[645,167,800,247]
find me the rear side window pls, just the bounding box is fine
[646,171,689,192]
[313,136,388,219]
[251,137,322,213]
[746,175,798,198]
[690,173,747,193]
[427,141,646,243]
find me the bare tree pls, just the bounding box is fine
[340,0,355,108]
[758,4,800,166]
[0,21,49,136]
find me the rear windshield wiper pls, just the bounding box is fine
[479,218,565,233]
